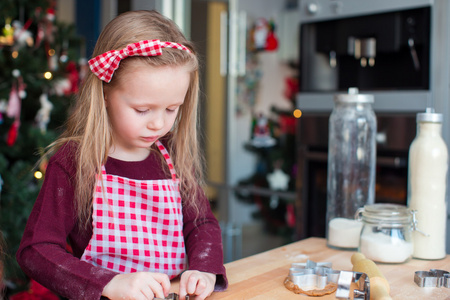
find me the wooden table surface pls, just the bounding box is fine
[172,237,450,299]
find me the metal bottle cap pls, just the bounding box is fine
[417,107,443,123]
[334,87,374,104]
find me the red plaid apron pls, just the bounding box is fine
[81,140,186,278]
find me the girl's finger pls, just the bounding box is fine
[186,272,200,295]
[139,284,155,300]
[148,274,170,299]
[193,277,206,295]
[153,273,171,295]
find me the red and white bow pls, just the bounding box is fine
[88,39,191,82]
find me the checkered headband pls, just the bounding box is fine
[88,39,191,82]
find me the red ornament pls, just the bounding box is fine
[283,77,299,101]
[286,204,296,228]
[46,8,56,22]
[265,31,278,51]
[66,61,80,94]
[279,115,296,135]
[6,120,20,146]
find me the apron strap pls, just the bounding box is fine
[155,140,178,181]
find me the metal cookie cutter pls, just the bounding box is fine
[414,269,450,288]
[289,260,339,290]
[288,259,370,299]
[336,271,370,300]
[154,293,190,300]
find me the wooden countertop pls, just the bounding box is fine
[173,237,450,299]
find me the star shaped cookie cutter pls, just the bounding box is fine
[289,260,338,289]
[288,259,370,299]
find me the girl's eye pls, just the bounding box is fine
[135,109,148,115]
[166,107,179,113]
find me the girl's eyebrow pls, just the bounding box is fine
[169,100,184,106]
[128,99,185,107]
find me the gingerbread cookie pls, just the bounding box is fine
[284,277,338,296]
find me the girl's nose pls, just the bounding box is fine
[147,112,164,131]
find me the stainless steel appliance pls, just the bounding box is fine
[295,0,450,249]
[297,0,437,112]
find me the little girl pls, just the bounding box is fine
[17,10,227,300]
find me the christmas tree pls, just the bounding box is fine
[0,0,84,293]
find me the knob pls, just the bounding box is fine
[307,3,319,15]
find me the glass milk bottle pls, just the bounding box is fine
[326,88,377,250]
[408,108,448,260]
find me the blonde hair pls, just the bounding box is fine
[46,10,203,226]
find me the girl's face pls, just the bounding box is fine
[104,64,190,161]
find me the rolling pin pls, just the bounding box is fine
[351,253,392,300]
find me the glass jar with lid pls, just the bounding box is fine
[326,88,377,250]
[356,204,414,264]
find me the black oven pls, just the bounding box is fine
[295,113,416,238]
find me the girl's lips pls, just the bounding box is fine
[141,136,158,143]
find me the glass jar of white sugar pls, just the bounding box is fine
[326,88,376,250]
[356,204,414,264]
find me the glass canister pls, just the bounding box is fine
[356,204,414,264]
[326,88,377,250]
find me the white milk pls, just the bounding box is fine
[408,118,448,260]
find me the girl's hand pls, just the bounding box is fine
[179,271,216,300]
[102,272,171,300]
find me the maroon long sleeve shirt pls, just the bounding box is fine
[16,141,227,300]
